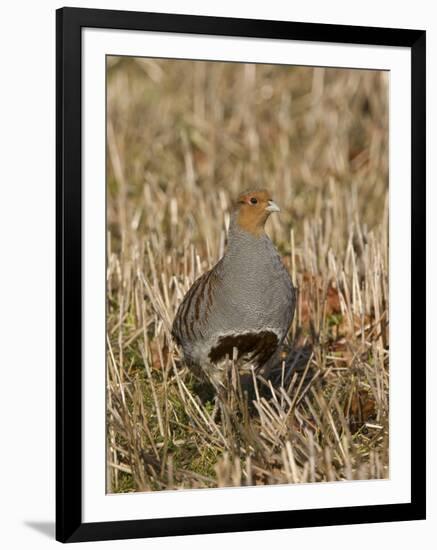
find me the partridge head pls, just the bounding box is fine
[235,189,281,236]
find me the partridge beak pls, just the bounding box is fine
[266,200,280,213]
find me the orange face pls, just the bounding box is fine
[235,189,280,236]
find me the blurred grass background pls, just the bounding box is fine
[106,57,389,493]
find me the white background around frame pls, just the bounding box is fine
[0,1,434,549]
[83,28,411,523]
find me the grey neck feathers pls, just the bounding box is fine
[227,212,267,249]
[225,212,274,266]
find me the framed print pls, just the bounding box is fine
[56,7,426,543]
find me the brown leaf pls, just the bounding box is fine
[298,272,341,325]
[346,389,377,433]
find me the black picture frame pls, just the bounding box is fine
[56,6,426,543]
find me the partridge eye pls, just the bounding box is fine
[250,197,258,205]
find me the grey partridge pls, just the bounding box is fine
[172,189,295,383]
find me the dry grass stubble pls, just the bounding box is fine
[106,58,389,492]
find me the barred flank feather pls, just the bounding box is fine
[172,268,215,342]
